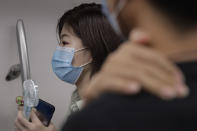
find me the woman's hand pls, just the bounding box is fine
[15,97,57,131]
[82,30,189,102]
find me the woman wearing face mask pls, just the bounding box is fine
[15,3,123,131]
[53,3,124,114]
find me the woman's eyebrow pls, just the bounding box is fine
[60,34,69,39]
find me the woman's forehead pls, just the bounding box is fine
[61,25,75,36]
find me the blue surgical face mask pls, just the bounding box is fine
[102,0,127,39]
[52,46,91,85]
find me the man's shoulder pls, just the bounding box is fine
[63,91,197,131]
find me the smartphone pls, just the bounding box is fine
[34,99,55,127]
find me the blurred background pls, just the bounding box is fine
[0,0,100,130]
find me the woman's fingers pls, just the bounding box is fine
[84,72,141,99]
[116,43,187,94]
[103,52,186,99]
[15,110,32,131]
[48,122,57,131]
[18,106,23,111]
[119,42,181,83]
[130,30,181,75]
[17,110,33,129]
[104,54,175,86]
[15,98,56,131]
[129,30,186,91]
[83,30,189,102]
[85,68,176,101]
[15,119,26,131]
[106,57,188,98]
[16,97,41,125]
[130,30,188,97]
[30,109,42,124]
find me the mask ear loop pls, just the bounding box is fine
[79,61,92,68]
[104,0,127,40]
[115,0,127,15]
[75,47,88,53]
[74,47,92,67]
[116,0,127,41]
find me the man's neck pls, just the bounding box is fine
[167,32,197,62]
[135,1,197,63]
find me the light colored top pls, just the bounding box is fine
[67,89,84,116]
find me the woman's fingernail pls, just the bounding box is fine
[128,83,141,93]
[177,85,190,98]
[160,87,176,100]
[32,108,37,112]
[131,30,149,43]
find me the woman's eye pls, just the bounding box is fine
[61,41,69,46]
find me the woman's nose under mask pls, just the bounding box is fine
[52,46,91,84]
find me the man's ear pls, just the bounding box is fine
[129,29,151,46]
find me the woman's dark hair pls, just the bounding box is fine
[57,3,123,76]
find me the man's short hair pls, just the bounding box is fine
[149,0,197,31]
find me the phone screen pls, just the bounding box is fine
[34,99,55,126]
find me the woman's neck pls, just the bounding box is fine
[76,66,91,98]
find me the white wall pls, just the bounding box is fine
[0,0,99,130]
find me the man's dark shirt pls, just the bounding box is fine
[62,61,197,131]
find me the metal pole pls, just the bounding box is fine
[16,19,31,95]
